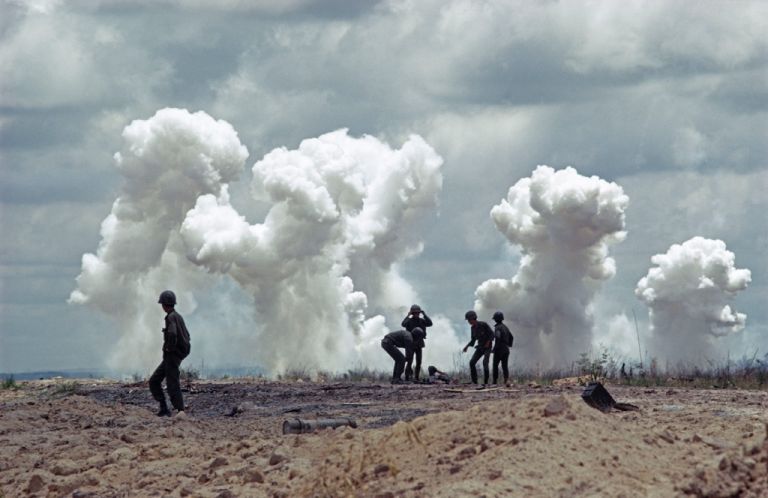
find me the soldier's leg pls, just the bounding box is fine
[148,361,170,414]
[482,350,491,385]
[382,340,405,381]
[492,353,500,384]
[501,349,510,383]
[164,354,184,412]
[413,347,422,381]
[469,349,483,384]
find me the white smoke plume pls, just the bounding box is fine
[635,236,751,365]
[180,129,452,373]
[71,108,462,374]
[475,165,629,366]
[69,108,249,369]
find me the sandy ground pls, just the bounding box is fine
[1,379,767,497]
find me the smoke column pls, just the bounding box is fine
[180,129,453,373]
[475,165,629,366]
[71,108,462,374]
[69,108,249,370]
[635,236,751,365]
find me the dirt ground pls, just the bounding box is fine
[1,378,767,497]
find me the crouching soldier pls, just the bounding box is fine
[381,328,425,384]
[491,311,514,386]
[462,310,494,386]
[149,290,191,417]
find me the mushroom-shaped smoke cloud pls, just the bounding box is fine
[475,165,629,366]
[69,108,249,370]
[635,236,751,365]
[181,129,447,372]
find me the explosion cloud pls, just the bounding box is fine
[475,165,629,366]
[71,108,461,374]
[69,108,249,370]
[635,236,751,365]
[181,129,449,372]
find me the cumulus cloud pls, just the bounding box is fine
[636,236,751,365]
[475,165,629,366]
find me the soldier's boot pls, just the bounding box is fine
[157,400,171,417]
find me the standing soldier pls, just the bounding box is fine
[491,311,514,386]
[462,310,494,386]
[381,328,425,384]
[401,304,433,381]
[149,290,191,417]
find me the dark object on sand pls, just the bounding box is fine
[282,417,358,434]
[581,382,639,412]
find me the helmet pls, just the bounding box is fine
[410,304,421,313]
[158,290,176,306]
[493,311,504,322]
[411,327,425,339]
[464,310,477,321]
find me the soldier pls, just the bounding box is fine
[427,365,452,384]
[149,290,191,417]
[462,310,494,386]
[401,304,433,381]
[491,311,514,386]
[381,328,425,384]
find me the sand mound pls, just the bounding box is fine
[680,425,768,498]
[2,382,766,497]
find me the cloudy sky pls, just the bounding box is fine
[1,0,766,375]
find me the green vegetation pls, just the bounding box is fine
[180,366,201,381]
[2,375,20,390]
[53,381,79,395]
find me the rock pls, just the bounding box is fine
[27,474,45,493]
[269,453,287,465]
[209,456,229,469]
[243,469,265,483]
[215,490,236,498]
[109,447,137,461]
[51,459,80,476]
[544,396,569,417]
[174,411,188,420]
[373,463,390,475]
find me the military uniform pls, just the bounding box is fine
[381,330,416,383]
[149,308,191,413]
[401,311,432,380]
[465,320,494,385]
[492,321,513,384]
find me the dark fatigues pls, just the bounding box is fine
[381,330,415,382]
[401,313,433,380]
[492,322,513,384]
[149,309,191,412]
[466,321,494,384]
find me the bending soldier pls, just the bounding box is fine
[491,311,514,386]
[401,304,433,381]
[462,310,494,386]
[149,290,191,417]
[381,328,425,384]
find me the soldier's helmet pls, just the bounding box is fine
[464,310,477,321]
[411,327,426,339]
[492,311,504,322]
[158,290,177,306]
[410,304,421,313]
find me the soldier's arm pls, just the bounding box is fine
[164,316,178,352]
[422,314,433,327]
[401,316,409,328]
